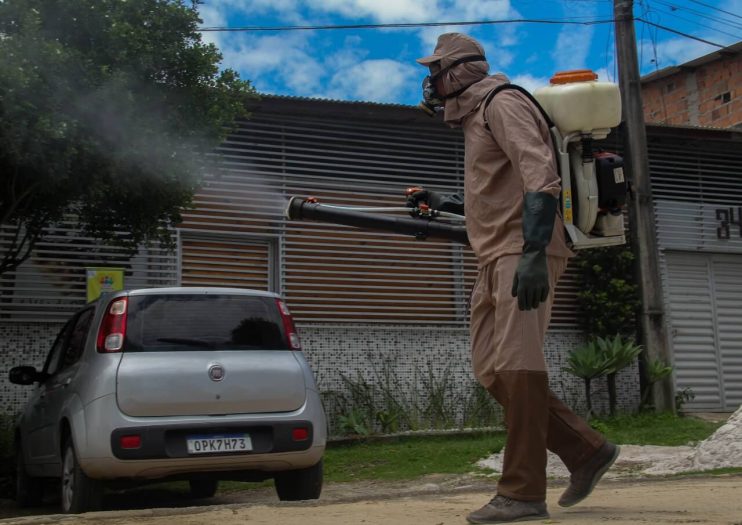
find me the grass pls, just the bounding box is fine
[593,412,724,446]
[324,432,506,483]
[220,412,725,493]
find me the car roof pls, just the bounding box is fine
[124,287,281,299]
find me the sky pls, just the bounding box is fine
[197,0,742,106]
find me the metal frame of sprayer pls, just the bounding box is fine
[553,126,627,250]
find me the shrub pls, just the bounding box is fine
[563,340,611,418]
[598,335,643,416]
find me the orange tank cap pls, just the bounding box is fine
[550,69,599,84]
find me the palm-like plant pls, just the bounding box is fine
[598,335,643,416]
[564,341,612,418]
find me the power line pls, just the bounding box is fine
[635,17,729,47]
[688,0,742,20]
[648,0,742,32]
[647,3,742,40]
[198,17,616,32]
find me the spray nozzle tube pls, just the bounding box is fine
[285,196,469,244]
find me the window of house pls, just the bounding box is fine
[719,92,731,104]
[179,233,277,292]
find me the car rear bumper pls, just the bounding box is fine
[110,420,314,459]
[78,389,326,480]
[82,445,325,480]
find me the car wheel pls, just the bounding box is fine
[15,441,44,508]
[274,459,323,501]
[61,439,103,513]
[189,479,219,499]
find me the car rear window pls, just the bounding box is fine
[124,294,288,352]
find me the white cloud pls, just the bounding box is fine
[305,0,431,22]
[550,0,597,71]
[639,37,718,73]
[214,32,324,95]
[509,74,550,93]
[197,3,228,48]
[553,27,595,70]
[452,0,512,20]
[324,59,419,102]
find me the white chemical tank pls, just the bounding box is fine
[534,70,621,136]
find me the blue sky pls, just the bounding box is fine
[197,0,742,106]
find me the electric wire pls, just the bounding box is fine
[646,4,742,40]
[648,0,742,32]
[198,17,616,32]
[688,0,742,20]
[635,17,730,48]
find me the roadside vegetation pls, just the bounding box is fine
[221,412,725,491]
[0,411,730,503]
[317,412,723,484]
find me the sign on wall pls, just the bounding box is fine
[656,200,742,254]
[715,207,742,240]
[86,267,125,302]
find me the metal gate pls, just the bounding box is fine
[664,251,742,411]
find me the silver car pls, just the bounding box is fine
[9,287,327,513]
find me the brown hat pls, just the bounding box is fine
[416,33,486,68]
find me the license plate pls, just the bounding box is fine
[186,434,252,454]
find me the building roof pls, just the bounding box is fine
[641,41,742,84]
[255,94,742,138]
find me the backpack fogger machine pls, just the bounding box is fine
[286,69,626,250]
[534,69,627,249]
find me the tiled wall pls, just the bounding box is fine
[0,322,63,413]
[299,325,640,428]
[0,322,640,424]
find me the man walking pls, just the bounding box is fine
[409,33,620,523]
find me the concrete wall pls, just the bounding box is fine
[1,322,641,429]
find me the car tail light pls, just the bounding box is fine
[120,435,141,449]
[276,298,302,350]
[292,428,309,442]
[97,297,128,353]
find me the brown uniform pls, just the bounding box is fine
[419,35,605,502]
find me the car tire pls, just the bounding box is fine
[274,459,323,501]
[61,439,103,513]
[189,479,219,499]
[15,441,44,508]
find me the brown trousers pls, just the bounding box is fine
[470,255,605,501]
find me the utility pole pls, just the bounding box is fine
[613,0,674,412]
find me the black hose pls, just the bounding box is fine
[285,197,469,245]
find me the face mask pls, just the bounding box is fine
[418,54,487,116]
[418,75,443,116]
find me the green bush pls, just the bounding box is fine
[565,335,644,418]
[575,246,640,339]
[598,335,643,416]
[563,340,611,418]
[321,358,502,437]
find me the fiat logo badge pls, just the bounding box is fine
[208,364,225,382]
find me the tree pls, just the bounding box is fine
[0,0,257,275]
[575,243,640,339]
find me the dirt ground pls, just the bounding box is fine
[1,474,740,525]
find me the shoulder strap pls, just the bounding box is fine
[482,83,555,130]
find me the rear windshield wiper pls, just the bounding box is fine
[155,337,218,348]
